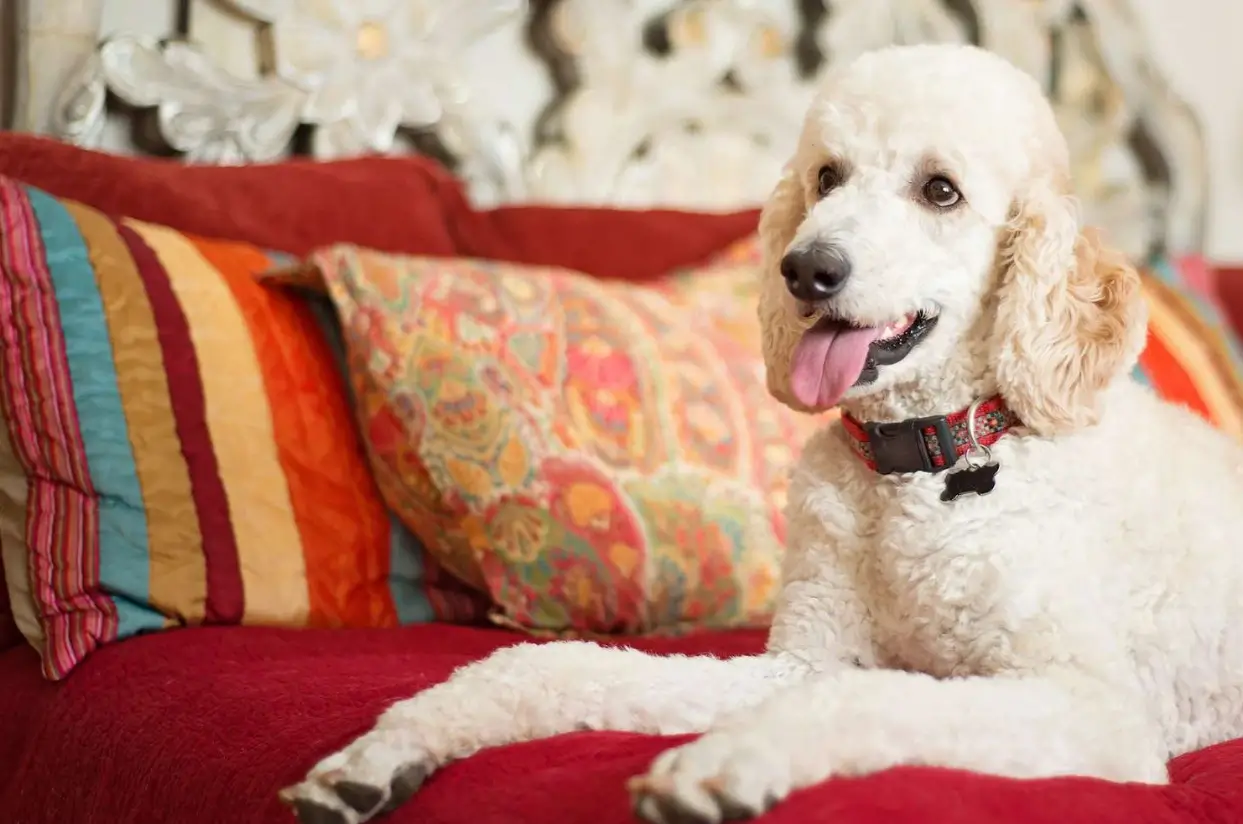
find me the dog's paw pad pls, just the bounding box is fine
[629,732,793,824]
[289,798,353,824]
[332,781,387,815]
[631,790,715,824]
[281,748,435,823]
[382,762,430,812]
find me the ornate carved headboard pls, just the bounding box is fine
[3,0,1208,258]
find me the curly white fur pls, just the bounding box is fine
[281,44,1243,824]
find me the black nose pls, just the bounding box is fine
[780,245,852,302]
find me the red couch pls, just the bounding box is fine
[1,135,1242,824]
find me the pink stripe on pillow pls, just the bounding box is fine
[0,179,119,677]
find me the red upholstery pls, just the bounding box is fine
[1,135,1241,824]
[0,555,16,650]
[0,625,1241,824]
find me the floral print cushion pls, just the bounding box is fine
[296,238,830,635]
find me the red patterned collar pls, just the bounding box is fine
[840,397,1020,475]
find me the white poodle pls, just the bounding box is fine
[281,43,1243,824]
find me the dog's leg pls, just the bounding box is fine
[281,641,814,824]
[630,666,1167,823]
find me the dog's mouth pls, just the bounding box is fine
[858,310,938,384]
[790,309,938,409]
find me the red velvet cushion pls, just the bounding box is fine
[0,134,758,280]
[0,625,1238,824]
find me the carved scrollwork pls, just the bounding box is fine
[224,0,525,158]
[815,0,974,65]
[48,51,107,149]
[98,36,306,163]
[37,0,1207,257]
[525,0,808,208]
[1070,0,1207,252]
[53,0,526,167]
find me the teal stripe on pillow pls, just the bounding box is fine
[26,189,163,639]
[388,514,436,623]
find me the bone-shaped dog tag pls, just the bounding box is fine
[940,399,1001,503]
[940,461,998,502]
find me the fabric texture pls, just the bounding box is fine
[0,623,1241,824]
[0,552,16,650]
[273,239,827,635]
[0,133,760,281]
[1134,257,1243,439]
[0,139,758,680]
[0,178,454,679]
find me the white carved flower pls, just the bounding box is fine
[818,0,970,65]
[228,0,523,156]
[528,0,802,208]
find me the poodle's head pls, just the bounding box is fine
[758,44,1147,434]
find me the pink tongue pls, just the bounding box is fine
[790,324,882,408]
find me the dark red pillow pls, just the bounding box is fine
[0,134,758,280]
[1213,267,1243,340]
[0,134,463,257]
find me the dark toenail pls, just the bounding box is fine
[655,794,711,824]
[332,780,385,813]
[714,794,754,821]
[291,799,350,824]
[380,761,431,812]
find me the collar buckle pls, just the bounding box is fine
[863,415,956,475]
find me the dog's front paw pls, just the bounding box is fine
[279,730,435,824]
[628,730,793,824]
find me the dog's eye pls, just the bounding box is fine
[817,165,842,197]
[922,176,961,208]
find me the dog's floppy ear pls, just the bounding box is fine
[991,180,1147,435]
[758,167,805,270]
[757,168,816,411]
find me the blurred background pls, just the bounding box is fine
[3,0,1239,263]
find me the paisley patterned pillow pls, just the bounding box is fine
[291,238,830,636]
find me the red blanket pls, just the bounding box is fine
[0,625,1240,824]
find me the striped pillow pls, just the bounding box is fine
[1135,257,1243,438]
[0,178,458,679]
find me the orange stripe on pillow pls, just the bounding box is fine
[188,238,397,628]
[126,221,310,625]
[61,202,209,623]
[1143,283,1243,440]
[1145,276,1243,440]
[1137,327,1211,420]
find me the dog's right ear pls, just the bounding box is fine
[757,168,818,412]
